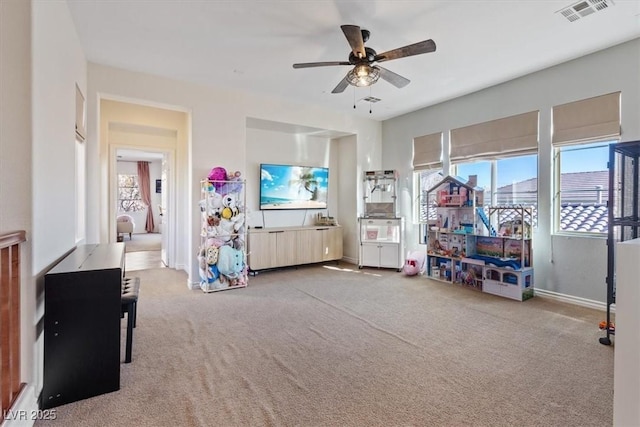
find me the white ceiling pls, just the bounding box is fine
[67,0,640,121]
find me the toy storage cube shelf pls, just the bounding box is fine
[424,175,534,301]
[359,217,405,270]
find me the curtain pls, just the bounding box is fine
[137,161,155,233]
[552,92,621,145]
[450,110,539,162]
[413,132,443,170]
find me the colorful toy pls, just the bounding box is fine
[404,251,426,276]
[599,320,615,331]
[221,193,240,220]
[217,245,244,279]
[207,166,227,188]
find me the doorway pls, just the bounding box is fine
[101,97,188,271]
[115,148,171,267]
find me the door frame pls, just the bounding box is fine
[110,145,177,268]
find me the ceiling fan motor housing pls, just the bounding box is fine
[349,47,377,64]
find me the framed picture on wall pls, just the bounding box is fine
[155,179,161,193]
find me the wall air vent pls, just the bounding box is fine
[558,0,613,22]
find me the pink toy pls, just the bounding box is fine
[404,251,426,276]
[207,167,227,190]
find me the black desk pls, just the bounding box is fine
[42,243,125,409]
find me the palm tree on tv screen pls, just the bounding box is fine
[290,168,319,201]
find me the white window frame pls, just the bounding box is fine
[117,173,146,213]
[553,139,616,237]
[414,169,443,244]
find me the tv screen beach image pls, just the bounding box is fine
[260,164,328,210]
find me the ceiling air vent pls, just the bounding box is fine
[558,0,613,22]
[361,96,381,103]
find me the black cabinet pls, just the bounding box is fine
[42,243,125,409]
[600,141,640,345]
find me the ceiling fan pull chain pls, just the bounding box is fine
[353,86,356,109]
[369,87,372,114]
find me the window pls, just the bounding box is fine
[118,174,145,212]
[554,140,613,234]
[455,154,538,224]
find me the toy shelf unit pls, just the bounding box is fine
[425,175,483,284]
[600,140,640,346]
[362,169,398,218]
[464,206,534,301]
[359,217,405,271]
[425,175,534,301]
[198,178,248,293]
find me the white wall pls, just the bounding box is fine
[32,0,87,272]
[381,38,640,304]
[116,160,162,233]
[87,64,381,286]
[337,135,358,264]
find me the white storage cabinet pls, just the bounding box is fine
[359,217,405,271]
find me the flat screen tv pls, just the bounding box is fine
[260,164,329,210]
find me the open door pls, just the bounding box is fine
[160,155,169,266]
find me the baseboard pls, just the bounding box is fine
[534,288,613,312]
[341,256,358,266]
[1,384,39,427]
[187,278,200,290]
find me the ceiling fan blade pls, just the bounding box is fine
[341,25,366,59]
[293,61,351,69]
[331,75,350,94]
[375,66,410,88]
[374,39,436,63]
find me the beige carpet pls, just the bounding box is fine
[124,233,161,252]
[35,264,614,427]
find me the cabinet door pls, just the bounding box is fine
[360,244,380,267]
[322,227,343,261]
[379,243,400,269]
[297,229,323,264]
[275,230,298,267]
[248,231,276,270]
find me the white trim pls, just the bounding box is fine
[1,384,38,427]
[534,288,613,312]
[342,255,358,266]
[187,278,200,290]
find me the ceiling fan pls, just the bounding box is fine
[293,25,436,94]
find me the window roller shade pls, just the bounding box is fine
[450,111,539,162]
[552,92,621,145]
[413,132,442,170]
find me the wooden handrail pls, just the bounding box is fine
[0,231,26,250]
[0,230,26,417]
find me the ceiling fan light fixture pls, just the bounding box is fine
[346,64,380,87]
